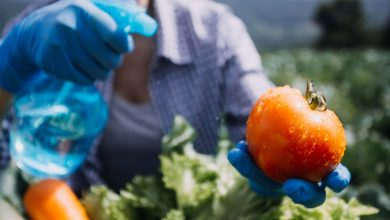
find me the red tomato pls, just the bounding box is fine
[246,82,346,183]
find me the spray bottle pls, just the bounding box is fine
[9,0,158,178]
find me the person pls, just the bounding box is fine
[0,0,350,208]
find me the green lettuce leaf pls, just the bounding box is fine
[82,186,133,220]
[162,209,186,220]
[160,145,217,209]
[121,176,175,219]
[265,189,379,220]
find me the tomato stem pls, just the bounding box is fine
[305,80,327,111]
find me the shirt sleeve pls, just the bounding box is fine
[218,8,274,142]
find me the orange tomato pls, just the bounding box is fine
[246,82,346,183]
[24,179,90,220]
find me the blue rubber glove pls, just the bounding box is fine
[0,0,157,93]
[228,141,351,208]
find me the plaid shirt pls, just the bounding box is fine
[0,0,274,193]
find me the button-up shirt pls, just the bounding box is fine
[0,0,274,193]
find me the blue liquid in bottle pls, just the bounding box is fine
[10,73,108,178]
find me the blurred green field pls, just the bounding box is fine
[262,49,390,219]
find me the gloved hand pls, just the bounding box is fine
[228,141,351,208]
[0,0,157,93]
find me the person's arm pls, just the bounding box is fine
[0,38,13,119]
[0,88,12,119]
[217,7,351,208]
[217,7,273,142]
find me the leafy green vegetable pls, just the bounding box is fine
[83,176,175,220]
[122,176,176,219]
[162,115,196,154]
[266,191,378,220]
[162,210,185,220]
[161,145,217,209]
[82,185,132,220]
[82,115,378,220]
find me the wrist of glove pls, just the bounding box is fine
[228,141,351,208]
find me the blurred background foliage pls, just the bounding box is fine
[0,0,389,219]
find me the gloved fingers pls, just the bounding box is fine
[79,1,132,54]
[71,48,109,80]
[228,141,282,190]
[324,164,351,193]
[283,179,326,208]
[80,27,124,70]
[61,28,110,80]
[105,28,135,54]
[40,45,93,85]
[249,180,283,197]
